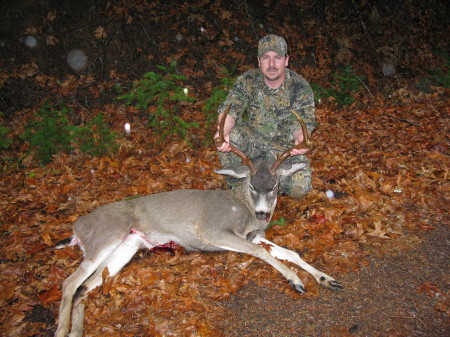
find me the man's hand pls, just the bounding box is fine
[214,131,232,152]
[291,128,311,156]
[215,112,235,152]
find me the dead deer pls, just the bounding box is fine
[54,106,343,337]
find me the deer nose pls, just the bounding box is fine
[255,211,270,222]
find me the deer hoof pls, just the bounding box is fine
[328,280,344,291]
[289,281,307,294]
[323,279,344,291]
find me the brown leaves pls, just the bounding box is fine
[417,282,444,298]
[38,284,61,304]
[417,283,449,316]
[0,283,16,307]
[94,26,107,39]
[0,1,448,335]
[259,241,274,252]
[45,35,59,46]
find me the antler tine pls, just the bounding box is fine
[215,104,256,174]
[270,111,313,174]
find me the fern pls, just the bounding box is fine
[22,104,77,164]
[118,61,198,145]
[21,104,119,165]
[0,124,12,150]
[75,114,118,157]
[203,65,237,142]
[312,66,366,106]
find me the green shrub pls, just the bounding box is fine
[0,124,12,150]
[312,66,366,106]
[428,68,450,88]
[417,51,449,92]
[75,114,118,157]
[203,65,237,114]
[117,61,198,145]
[426,50,450,89]
[22,103,118,165]
[203,65,237,130]
[21,104,77,165]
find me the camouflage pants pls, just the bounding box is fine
[217,125,312,199]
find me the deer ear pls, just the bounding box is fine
[214,165,251,178]
[276,162,306,177]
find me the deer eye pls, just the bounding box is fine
[249,184,259,196]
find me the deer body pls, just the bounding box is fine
[55,110,343,337]
[75,188,264,254]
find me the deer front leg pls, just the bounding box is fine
[213,234,307,293]
[251,236,343,291]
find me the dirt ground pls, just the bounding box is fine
[216,225,449,337]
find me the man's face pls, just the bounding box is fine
[258,51,289,83]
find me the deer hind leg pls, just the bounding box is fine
[66,233,146,337]
[212,233,307,293]
[55,243,122,337]
[251,236,343,291]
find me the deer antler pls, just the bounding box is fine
[270,111,313,174]
[215,105,256,174]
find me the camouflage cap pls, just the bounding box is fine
[258,34,288,57]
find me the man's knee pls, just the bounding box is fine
[288,181,312,198]
[280,169,312,199]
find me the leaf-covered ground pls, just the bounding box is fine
[0,1,448,336]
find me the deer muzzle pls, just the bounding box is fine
[255,211,271,222]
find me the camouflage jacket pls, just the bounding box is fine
[218,68,317,149]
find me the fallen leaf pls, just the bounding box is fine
[94,26,107,39]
